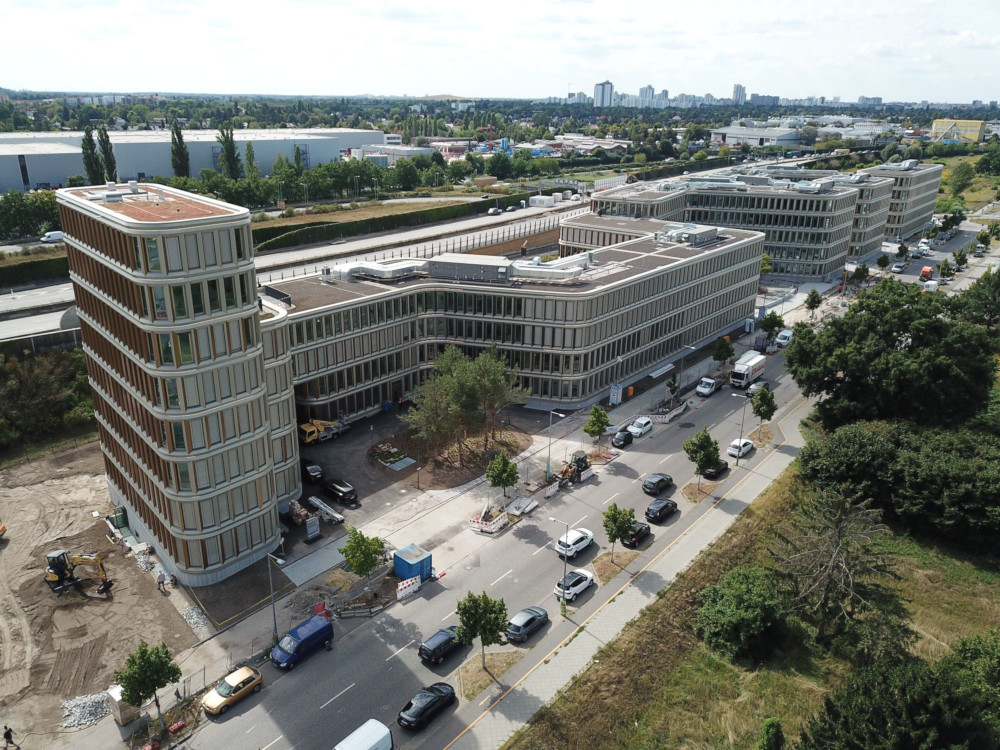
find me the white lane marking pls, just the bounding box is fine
[262,738,282,750]
[491,569,513,586]
[533,543,550,556]
[602,492,620,505]
[320,682,356,709]
[631,473,647,484]
[573,514,588,527]
[385,640,415,662]
[441,609,456,621]
[658,454,672,464]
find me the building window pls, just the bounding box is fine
[152,287,167,319]
[172,286,187,318]
[178,333,194,364]
[165,377,180,408]
[207,279,221,312]
[191,283,204,315]
[145,237,160,271]
[159,334,174,365]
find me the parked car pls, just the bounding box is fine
[611,430,633,448]
[775,329,794,347]
[622,521,651,549]
[702,459,729,479]
[480,194,490,199]
[695,377,720,397]
[418,626,461,665]
[324,478,360,507]
[202,666,263,715]
[728,438,755,458]
[300,458,323,482]
[554,569,595,601]
[487,207,502,215]
[645,498,678,523]
[747,380,770,398]
[335,720,393,750]
[555,528,594,558]
[270,615,334,669]
[506,606,548,643]
[506,205,517,212]
[891,262,906,273]
[973,248,984,257]
[40,231,64,243]
[627,417,653,437]
[397,683,456,730]
[642,473,673,496]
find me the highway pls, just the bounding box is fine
[187,356,794,750]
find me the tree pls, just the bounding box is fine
[338,526,385,599]
[712,336,735,370]
[695,566,782,659]
[853,261,870,286]
[954,268,1000,332]
[783,279,997,429]
[455,591,508,669]
[170,121,189,178]
[81,125,104,185]
[759,311,785,342]
[950,160,975,195]
[804,288,823,320]
[953,247,968,269]
[395,158,419,190]
[876,252,890,277]
[216,123,243,180]
[113,640,182,732]
[938,260,955,280]
[602,502,635,563]
[757,718,785,750]
[760,253,773,275]
[470,344,524,449]
[976,229,992,248]
[486,150,512,179]
[97,125,117,182]
[583,405,610,446]
[65,174,86,188]
[896,242,908,260]
[797,421,899,505]
[486,452,518,500]
[683,427,720,490]
[751,386,776,433]
[244,141,259,181]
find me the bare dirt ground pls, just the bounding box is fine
[0,444,197,741]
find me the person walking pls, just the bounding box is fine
[3,724,19,749]
[157,571,166,591]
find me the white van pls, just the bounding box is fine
[40,231,64,243]
[334,719,393,750]
[923,280,939,293]
[775,329,794,347]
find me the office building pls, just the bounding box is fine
[593,81,615,108]
[929,119,986,143]
[732,84,746,106]
[710,126,799,147]
[860,160,943,241]
[57,182,297,586]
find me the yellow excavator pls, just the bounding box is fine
[44,550,114,596]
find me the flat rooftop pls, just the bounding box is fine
[562,214,672,234]
[59,183,244,225]
[267,226,763,314]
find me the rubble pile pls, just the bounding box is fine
[181,606,209,630]
[60,692,110,728]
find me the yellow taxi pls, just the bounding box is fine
[202,666,263,715]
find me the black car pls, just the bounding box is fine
[300,458,323,482]
[506,606,548,643]
[397,682,456,730]
[324,478,359,507]
[611,430,633,448]
[622,521,651,549]
[645,498,678,523]
[702,460,729,480]
[642,473,673,496]
[418,626,461,665]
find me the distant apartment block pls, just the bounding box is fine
[929,119,986,143]
[732,84,746,106]
[593,81,614,108]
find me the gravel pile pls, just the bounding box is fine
[181,606,209,630]
[60,692,110,728]
[133,551,154,572]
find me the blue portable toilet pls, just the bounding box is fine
[394,543,432,581]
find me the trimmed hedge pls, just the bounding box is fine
[1,255,70,285]
[256,192,532,253]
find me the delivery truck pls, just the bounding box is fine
[730,351,766,389]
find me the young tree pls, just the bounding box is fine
[395,158,420,190]
[470,344,524,449]
[113,640,182,732]
[486,452,519,500]
[583,405,610,446]
[81,125,104,185]
[97,125,117,182]
[170,121,189,178]
[216,123,243,180]
[760,253,773,275]
[954,268,1000,332]
[804,288,823,320]
[896,242,908,260]
[712,336,735,371]
[751,386,777,434]
[950,160,975,195]
[876,253,890,277]
[759,311,785,342]
[338,526,385,599]
[245,141,259,181]
[65,174,86,187]
[695,566,783,659]
[456,591,508,669]
[602,502,635,563]
[757,717,786,750]
[953,248,968,269]
[938,260,956,280]
[485,151,512,179]
[853,261,870,286]
[683,427,720,490]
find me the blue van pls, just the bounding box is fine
[270,615,334,669]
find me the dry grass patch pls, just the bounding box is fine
[681,479,720,504]
[459,650,524,700]
[592,549,640,585]
[749,423,774,445]
[0,244,67,267]
[254,200,464,228]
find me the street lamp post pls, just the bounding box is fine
[416,466,421,490]
[548,516,570,609]
[301,181,309,205]
[545,411,567,480]
[732,392,751,467]
[266,552,285,645]
[676,344,697,404]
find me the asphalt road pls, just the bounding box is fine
[188,357,793,750]
[879,219,994,293]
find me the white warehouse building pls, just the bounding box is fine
[0,128,386,193]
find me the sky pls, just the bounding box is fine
[2,0,999,103]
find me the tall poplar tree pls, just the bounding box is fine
[170,121,189,178]
[216,123,243,179]
[81,126,104,185]
[97,125,117,182]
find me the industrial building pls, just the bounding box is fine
[0,128,387,193]
[929,119,986,143]
[57,182,297,586]
[710,126,799,147]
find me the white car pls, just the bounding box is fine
[695,378,720,397]
[555,528,594,559]
[627,417,653,438]
[891,262,906,273]
[775,329,794,347]
[727,438,754,458]
[487,207,502,215]
[553,569,595,601]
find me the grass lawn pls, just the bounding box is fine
[251,200,467,229]
[459,650,524,701]
[933,154,1000,210]
[502,460,1000,750]
[0,243,67,267]
[592,549,640,585]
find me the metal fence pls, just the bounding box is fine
[0,326,81,356]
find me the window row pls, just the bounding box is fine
[147,317,258,369]
[181,507,277,571]
[132,227,249,275]
[160,398,267,455]
[172,473,270,532]
[174,435,272,493]
[143,271,256,322]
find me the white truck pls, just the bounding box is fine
[730,351,766,389]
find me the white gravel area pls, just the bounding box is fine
[59,692,110,728]
[181,606,210,630]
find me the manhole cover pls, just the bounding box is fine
[678,422,696,428]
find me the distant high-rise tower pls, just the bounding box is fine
[593,81,614,108]
[732,83,746,106]
[639,85,655,107]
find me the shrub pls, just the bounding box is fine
[695,566,783,659]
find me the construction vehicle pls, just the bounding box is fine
[298,419,347,445]
[557,451,592,487]
[44,550,114,595]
